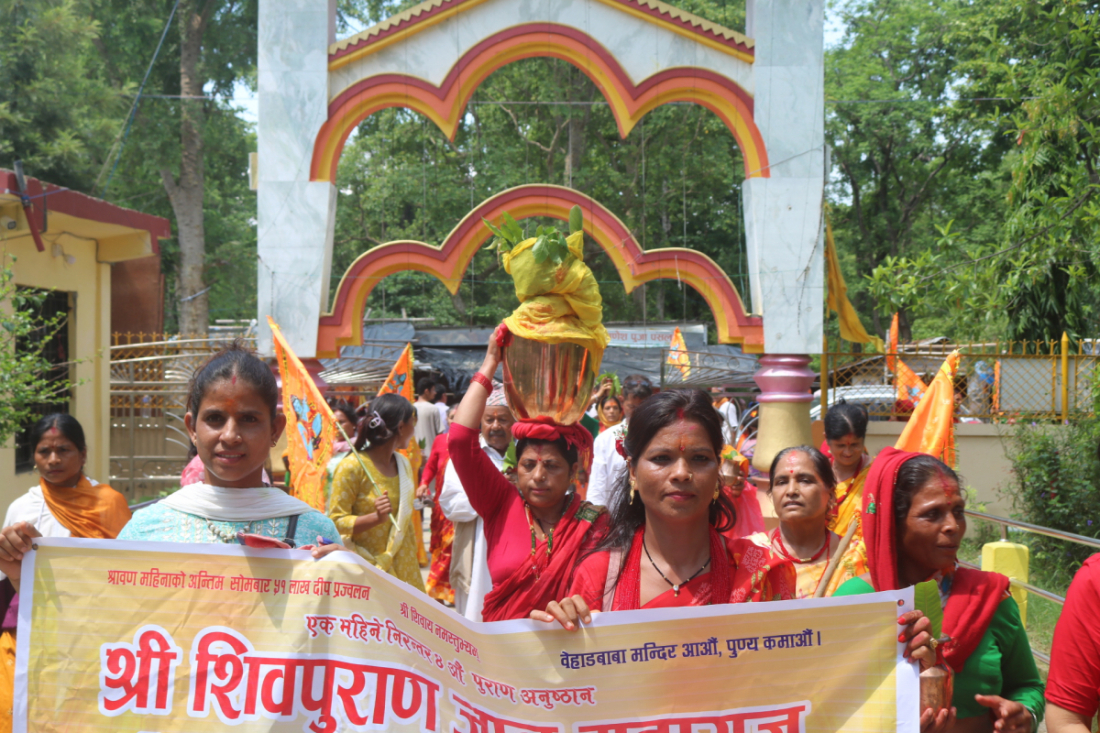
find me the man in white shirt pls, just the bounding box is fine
[413,378,443,458]
[435,385,450,434]
[586,374,654,508]
[438,383,514,622]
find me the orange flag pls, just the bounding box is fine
[667,327,692,379]
[896,359,928,406]
[896,351,959,466]
[378,343,423,477]
[378,343,415,401]
[886,313,899,372]
[268,317,335,511]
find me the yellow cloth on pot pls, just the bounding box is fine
[502,231,609,375]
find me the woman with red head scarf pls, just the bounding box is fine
[834,447,1044,733]
[448,327,606,622]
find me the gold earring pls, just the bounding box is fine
[630,477,638,500]
[713,483,721,502]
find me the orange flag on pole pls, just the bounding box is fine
[896,359,928,406]
[378,343,415,401]
[378,343,423,477]
[268,317,335,511]
[667,327,692,379]
[896,351,959,466]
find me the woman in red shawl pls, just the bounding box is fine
[834,447,1044,733]
[533,389,798,626]
[448,327,605,622]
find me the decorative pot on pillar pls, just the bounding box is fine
[752,354,815,474]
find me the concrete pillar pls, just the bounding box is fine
[256,0,337,357]
[752,354,816,473]
[743,0,825,467]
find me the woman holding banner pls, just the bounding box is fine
[448,329,606,622]
[115,345,342,549]
[834,448,1044,733]
[0,414,131,729]
[328,394,426,592]
[745,446,866,598]
[533,389,796,625]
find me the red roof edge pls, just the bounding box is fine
[0,170,171,255]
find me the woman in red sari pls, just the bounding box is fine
[533,389,797,626]
[448,327,605,622]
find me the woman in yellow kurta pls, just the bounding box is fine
[822,400,872,546]
[328,394,426,592]
[747,446,866,598]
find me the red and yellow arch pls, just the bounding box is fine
[316,185,762,358]
[311,24,769,184]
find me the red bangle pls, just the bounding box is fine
[471,372,493,392]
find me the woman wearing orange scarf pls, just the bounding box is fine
[0,414,130,729]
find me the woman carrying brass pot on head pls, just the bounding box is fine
[448,326,607,622]
[834,448,1044,733]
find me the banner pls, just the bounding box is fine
[269,317,336,511]
[16,539,918,732]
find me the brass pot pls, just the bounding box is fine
[502,335,596,425]
[919,662,954,714]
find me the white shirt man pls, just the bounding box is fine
[585,374,653,508]
[438,436,504,622]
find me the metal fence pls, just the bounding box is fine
[961,510,1100,665]
[109,332,256,501]
[820,335,1099,423]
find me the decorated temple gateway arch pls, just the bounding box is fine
[257,0,825,464]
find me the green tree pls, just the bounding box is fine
[0,0,122,189]
[826,0,1013,343]
[0,258,71,447]
[855,0,1100,344]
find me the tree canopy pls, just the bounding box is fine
[1,0,1096,344]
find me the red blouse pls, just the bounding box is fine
[1046,554,1100,718]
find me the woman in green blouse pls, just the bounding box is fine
[834,448,1043,733]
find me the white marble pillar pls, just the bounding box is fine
[256,0,337,357]
[743,0,825,465]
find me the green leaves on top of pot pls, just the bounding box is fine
[482,212,526,254]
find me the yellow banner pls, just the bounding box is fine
[16,539,918,732]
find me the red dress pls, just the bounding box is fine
[448,424,605,621]
[568,526,796,611]
[1046,554,1100,718]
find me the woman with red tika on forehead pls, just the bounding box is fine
[533,389,798,624]
[448,327,607,622]
[834,448,1044,733]
[745,445,867,598]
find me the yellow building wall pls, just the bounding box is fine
[0,234,112,510]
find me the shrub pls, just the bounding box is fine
[1007,416,1100,583]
